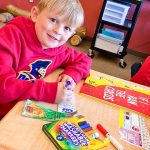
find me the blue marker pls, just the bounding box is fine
[80,123,91,130]
[65,80,72,90]
[58,80,76,115]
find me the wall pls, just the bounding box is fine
[128,0,150,55]
[80,0,103,38]
[0,0,38,11]
[0,0,150,55]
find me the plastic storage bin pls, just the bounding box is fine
[102,0,130,25]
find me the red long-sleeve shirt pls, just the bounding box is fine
[0,17,92,118]
[131,56,150,87]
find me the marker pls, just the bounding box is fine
[80,123,91,129]
[65,80,72,90]
[97,124,124,150]
[78,121,87,126]
[85,129,95,136]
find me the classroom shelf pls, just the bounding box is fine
[88,0,143,68]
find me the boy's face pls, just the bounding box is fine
[31,6,77,49]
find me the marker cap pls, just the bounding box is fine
[97,124,108,136]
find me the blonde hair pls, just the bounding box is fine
[37,0,84,28]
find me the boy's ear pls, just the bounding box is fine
[30,6,39,22]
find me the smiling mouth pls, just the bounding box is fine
[47,34,59,41]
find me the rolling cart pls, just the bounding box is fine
[88,0,143,68]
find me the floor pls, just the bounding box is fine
[67,40,146,81]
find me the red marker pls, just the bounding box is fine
[97,124,124,150]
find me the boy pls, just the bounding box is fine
[0,0,92,118]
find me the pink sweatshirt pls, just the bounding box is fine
[0,17,92,118]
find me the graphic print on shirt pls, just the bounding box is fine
[17,59,52,81]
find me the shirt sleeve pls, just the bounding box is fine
[59,46,92,83]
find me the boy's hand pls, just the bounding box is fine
[57,74,76,90]
[54,82,74,104]
[0,16,5,23]
[54,82,65,104]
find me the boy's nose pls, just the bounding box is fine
[54,24,64,35]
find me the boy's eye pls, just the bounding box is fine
[64,26,71,32]
[49,18,57,23]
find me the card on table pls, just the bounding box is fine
[22,99,69,121]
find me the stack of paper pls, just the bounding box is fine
[95,28,124,54]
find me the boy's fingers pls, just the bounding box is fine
[57,75,63,82]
